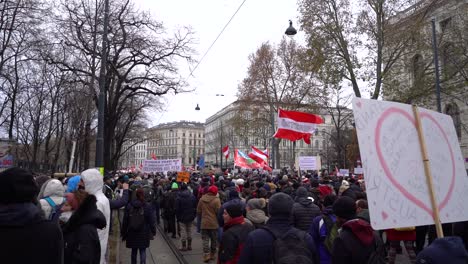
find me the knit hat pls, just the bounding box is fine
[296,187,308,198]
[180,182,188,190]
[208,185,218,195]
[247,198,266,210]
[333,196,356,220]
[171,182,179,190]
[0,167,38,203]
[318,185,333,197]
[228,190,239,200]
[66,175,81,193]
[268,192,293,217]
[416,236,468,264]
[225,203,243,218]
[282,175,288,181]
[323,194,337,207]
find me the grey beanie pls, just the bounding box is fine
[296,187,308,198]
[268,192,293,217]
[247,198,266,210]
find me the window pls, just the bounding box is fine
[412,54,424,88]
[440,17,452,33]
[189,139,192,145]
[445,103,461,138]
[441,43,457,79]
[315,140,319,149]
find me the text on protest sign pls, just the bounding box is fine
[353,98,468,230]
[298,156,317,170]
[143,159,182,173]
[177,172,190,183]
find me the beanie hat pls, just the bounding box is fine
[180,183,188,190]
[323,194,337,207]
[0,167,38,203]
[208,185,218,195]
[236,179,244,185]
[282,175,288,181]
[228,190,239,200]
[268,192,293,217]
[262,183,271,192]
[333,196,356,220]
[296,187,308,198]
[247,198,266,210]
[225,203,243,218]
[318,185,333,197]
[416,236,468,264]
[66,175,81,193]
[171,182,179,190]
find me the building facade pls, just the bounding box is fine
[146,121,205,169]
[204,101,354,170]
[384,0,467,169]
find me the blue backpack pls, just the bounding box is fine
[44,197,65,222]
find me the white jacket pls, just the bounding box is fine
[82,168,110,264]
[38,179,65,219]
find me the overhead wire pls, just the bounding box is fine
[155,0,248,125]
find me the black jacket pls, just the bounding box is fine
[219,217,254,264]
[122,200,156,249]
[175,190,197,223]
[290,197,321,231]
[0,202,64,264]
[62,194,106,264]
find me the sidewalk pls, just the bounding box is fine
[168,224,218,263]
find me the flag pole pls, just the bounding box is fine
[412,105,444,238]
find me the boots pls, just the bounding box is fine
[187,238,192,251]
[203,254,211,263]
[210,252,216,260]
[179,241,187,251]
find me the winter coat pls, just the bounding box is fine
[340,188,357,201]
[162,190,177,218]
[290,197,321,231]
[62,194,106,264]
[309,206,336,264]
[197,193,221,229]
[121,200,156,249]
[386,228,416,241]
[331,218,381,264]
[81,168,111,264]
[38,179,66,219]
[244,209,269,229]
[219,216,254,264]
[217,198,246,227]
[453,221,468,250]
[175,190,197,223]
[238,215,317,264]
[0,203,63,264]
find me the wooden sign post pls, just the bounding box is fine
[412,105,444,238]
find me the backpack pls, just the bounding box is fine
[44,197,65,222]
[365,233,386,264]
[130,184,155,203]
[128,206,145,231]
[319,214,339,253]
[262,226,316,264]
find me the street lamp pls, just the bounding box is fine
[285,20,297,36]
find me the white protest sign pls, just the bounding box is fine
[354,167,364,174]
[339,169,349,176]
[142,159,182,173]
[298,156,317,170]
[353,98,468,230]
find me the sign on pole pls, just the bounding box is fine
[176,171,190,183]
[142,159,182,173]
[339,169,349,176]
[353,98,468,230]
[298,156,317,170]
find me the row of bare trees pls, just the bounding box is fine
[0,0,194,172]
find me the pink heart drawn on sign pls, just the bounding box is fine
[375,107,456,218]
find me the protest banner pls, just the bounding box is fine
[298,156,317,170]
[177,171,190,183]
[339,169,349,176]
[353,98,468,233]
[142,159,182,173]
[354,167,364,174]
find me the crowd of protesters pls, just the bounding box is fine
[0,166,467,264]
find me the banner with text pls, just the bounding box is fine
[353,98,468,230]
[143,159,182,173]
[298,156,318,170]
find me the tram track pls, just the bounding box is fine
[155,224,189,264]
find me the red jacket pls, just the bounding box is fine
[386,228,416,241]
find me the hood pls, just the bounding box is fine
[297,197,313,206]
[342,218,375,246]
[0,203,43,227]
[81,168,103,195]
[64,194,106,232]
[40,179,65,198]
[357,209,370,223]
[201,193,217,203]
[246,209,268,224]
[66,175,81,193]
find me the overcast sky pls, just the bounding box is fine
[133,0,306,126]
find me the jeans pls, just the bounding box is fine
[153,202,160,225]
[201,229,217,254]
[131,248,146,264]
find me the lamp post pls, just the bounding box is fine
[96,0,109,170]
[431,19,442,113]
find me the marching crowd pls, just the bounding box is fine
[0,166,467,264]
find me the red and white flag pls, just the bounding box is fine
[263,148,269,158]
[222,145,230,159]
[273,108,323,144]
[248,146,268,164]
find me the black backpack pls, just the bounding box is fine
[262,226,316,264]
[365,233,386,264]
[128,206,145,231]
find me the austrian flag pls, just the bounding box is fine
[273,108,323,144]
[222,145,230,159]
